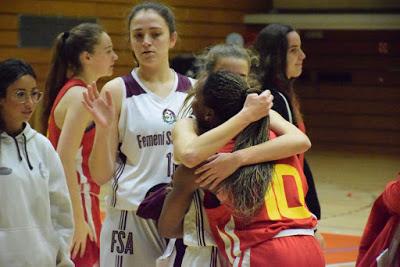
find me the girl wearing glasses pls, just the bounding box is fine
[44,23,118,266]
[0,58,74,266]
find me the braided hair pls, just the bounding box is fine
[195,70,273,217]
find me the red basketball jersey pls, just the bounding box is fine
[47,79,100,195]
[205,131,317,265]
[47,79,101,266]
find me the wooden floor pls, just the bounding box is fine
[309,145,399,235]
[307,145,400,266]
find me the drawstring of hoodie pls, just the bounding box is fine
[11,134,33,170]
[12,136,23,161]
[23,133,33,170]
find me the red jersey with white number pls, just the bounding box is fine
[205,131,317,265]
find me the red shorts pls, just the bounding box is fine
[73,193,101,267]
[244,235,325,267]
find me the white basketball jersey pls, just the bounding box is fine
[182,190,221,267]
[108,69,194,210]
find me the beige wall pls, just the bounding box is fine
[0,0,269,132]
[296,30,400,151]
[244,24,400,151]
[273,0,400,10]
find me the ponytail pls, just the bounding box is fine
[42,23,104,131]
[43,32,69,127]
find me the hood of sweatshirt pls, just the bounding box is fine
[0,122,37,172]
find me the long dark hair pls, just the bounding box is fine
[195,71,273,217]
[0,58,37,132]
[43,23,104,128]
[254,23,303,124]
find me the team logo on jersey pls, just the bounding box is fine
[162,109,176,124]
[111,230,134,255]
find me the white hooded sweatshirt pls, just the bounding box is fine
[0,123,74,267]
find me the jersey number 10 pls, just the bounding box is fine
[264,164,311,220]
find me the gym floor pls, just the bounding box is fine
[308,145,400,266]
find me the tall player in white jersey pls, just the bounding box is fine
[82,2,194,266]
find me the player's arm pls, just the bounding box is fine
[173,91,273,168]
[56,86,95,258]
[382,176,400,214]
[158,165,198,238]
[84,79,122,185]
[195,110,311,188]
[233,110,311,165]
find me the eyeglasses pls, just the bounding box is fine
[13,89,43,104]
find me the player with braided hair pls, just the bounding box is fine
[188,71,274,218]
[159,71,325,266]
[137,44,273,266]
